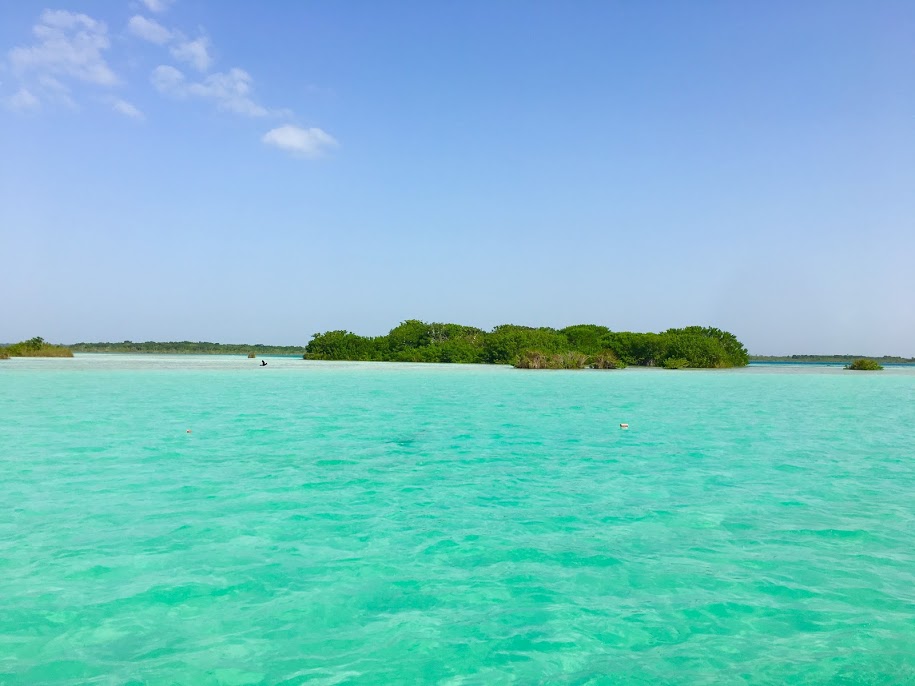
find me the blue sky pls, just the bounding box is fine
[2,1,913,354]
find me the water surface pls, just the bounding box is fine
[2,355,914,684]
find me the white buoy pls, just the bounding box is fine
[620,423,629,429]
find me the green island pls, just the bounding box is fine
[845,359,884,371]
[0,337,73,359]
[304,321,750,369]
[751,354,913,364]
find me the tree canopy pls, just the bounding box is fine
[305,320,749,369]
[845,359,884,371]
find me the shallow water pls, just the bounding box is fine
[2,355,915,684]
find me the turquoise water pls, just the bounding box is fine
[2,355,915,685]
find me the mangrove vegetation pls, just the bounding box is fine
[1,337,73,358]
[305,321,750,369]
[845,359,884,371]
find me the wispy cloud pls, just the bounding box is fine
[8,10,117,86]
[4,6,336,157]
[128,16,211,73]
[262,125,338,158]
[141,0,174,13]
[127,7,336,152]
[108,97,144,120]
[150,64,183,93]
[151,64,269,117]
[170,36,212,72]
[37,75,78,109]
[127,15,172,45]
[188,69,265,116]
[4,87,40,112]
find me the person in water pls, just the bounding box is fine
[260,360,267,366]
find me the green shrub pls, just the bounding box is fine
[845,359,883,371]
[588,350,625,369]
[663,357,689,369]
[484,325,569,365]
[561,324,611,355]
[555,351,589,369]
[247,352,256,358]
[515,350,551,369]
[514,350,589,369]
[4,337,73,358]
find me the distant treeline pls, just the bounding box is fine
[305,321,750,369]
[70,341,306,355]
[0,337,73,359]
[751,355,915,364]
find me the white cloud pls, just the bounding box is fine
[127,15,172,45]
[262,125,338,158]
[170,36,212,72]
[8,10,117,86]
[5,87,40,111]
[141,0,174,13]
[127,17,211,72]
[189,69,264,115]
[151,64,184,94]
[151,64,270,117]
[37,75,77,109]
[109,97,144,119]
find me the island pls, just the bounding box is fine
[845,359,884,371]
[304,321,750,369]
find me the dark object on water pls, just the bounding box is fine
[261,360,267,366]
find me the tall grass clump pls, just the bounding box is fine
[515,350,552,369]
[588,350,626,369]
[514,350,599,369]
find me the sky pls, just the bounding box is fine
[1,1,913,355]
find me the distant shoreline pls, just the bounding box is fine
[68,342,307,356]
[60,345,914,364]
[9,342,911,365]
[750,355,915,364]
[63,351,915,366]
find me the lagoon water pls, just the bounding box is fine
[2,355,915,684]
